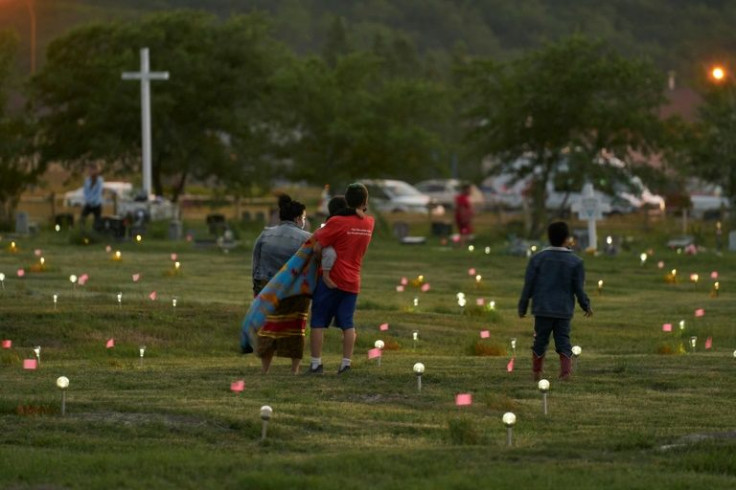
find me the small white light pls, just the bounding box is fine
[260,405,273,421]
[40,257,45,265]
[115,250,122,259]
[502,412,516,427]
[530,245,538,252]
[117,292,122,304]
[733,350,736,358]
[572,345,582,357]
[458,297,467,307]
[413,297,419,307]
[468,245,475,252]
[56,376,69,389]
[412,331,418,341]
[679,320,686,330]
[456,292,465,299]
[606,235,613,245]
[485,246,491,254]
[690,336,697,348]
[69,274,78,284]
[538,379,550,392]
[597,279,603,288]
[53,294,58,304]
[55,224,61,232]
[139,346,146,357]
[510,338,517,349]
[0,273,5,281]
[374,340,385,350]
[172,298,177,308]
[475,274,482,283]
[640,253,647,264]
[175,261,181,270]
[489,300,496,310]
[413,362,425,374]
[135,234,142,243]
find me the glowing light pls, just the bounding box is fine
[260,405,273,421]
[679,320,686,330]
[502,412,516,427]
[538,379,550,392]
[468,245,475,252]
[40,257,45,265]
[690,273,699,283]
[374,340,385,350]
[56,376,69,389]
[69,274,77,284]
[485,246,491,254]
[413,362,425,374]
[135,234,142,243]
[572,345,582,357]
[640,253,647,265]
[475,274,482,283]
[712,66,726,81]
[55,224,61,232]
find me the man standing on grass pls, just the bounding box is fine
[308,183,374,375]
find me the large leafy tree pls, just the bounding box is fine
[685,76,736,213]
[28,11,285,200]
[0,30,37,227]
[461,35,667,236]
[272,27,451,187]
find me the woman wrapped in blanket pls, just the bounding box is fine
[251,194,311,374]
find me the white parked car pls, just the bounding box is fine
[357,179,444,214]
[63,181,133,207]
[414,179,484,209]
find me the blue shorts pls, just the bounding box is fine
[310,278,358,330]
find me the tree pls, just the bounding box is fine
[684,77,736,215]
[28,11,286,201]
[460,35,667,236]
[271,50,450,187]
[0,30,38,228]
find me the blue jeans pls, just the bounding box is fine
[532,316,572,358]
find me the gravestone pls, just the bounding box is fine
[15,212,29,234]
[168,220,182,240]
[729,231,736,252]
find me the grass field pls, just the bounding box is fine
[1,215,735,489]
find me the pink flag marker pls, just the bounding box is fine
[149,291,157,301]
[132,273,141,282]
[396,285,405,292]
[171,253,178,261]
[230,380,245,393]
[476,298,485,306]
[455,393,472,406]
[662,323,672,332]
[78,274,89,286]
[106,338,115,349]
[468,268,476,276]
[705,336,713,350]
[480,330,490,339]
[694,308,705,318]
[379,323,389,331]
[421,283,431,292]
[105,245,112,253]
[710,271,718,280]
[400,277,408,286]
[34,249,42,257]
[506,358,515,373]
[17,268,25,277]
[367,348,382,359]
[2,339,11,349]
[657,261,664,269]
[23,359,37,370]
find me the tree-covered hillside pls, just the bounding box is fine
[2,0,735,82]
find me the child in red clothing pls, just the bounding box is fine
[308,183,374,374]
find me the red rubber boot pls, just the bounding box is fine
[532,353,544,381]
[559,354,572,381]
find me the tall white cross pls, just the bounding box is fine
[572,183,610,251]
[122,48,169,198]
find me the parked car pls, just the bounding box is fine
[414,179,484,210]
[63,181,133,207]
[356,179,444,214]
[64,181,176,221]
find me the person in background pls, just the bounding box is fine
[81,162,104,229]
[518,221,593,381]
[454,183,474,243]
[251,194,312,374]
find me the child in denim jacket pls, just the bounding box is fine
[518,221,593,380]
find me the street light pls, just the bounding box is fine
[711,65,726,82]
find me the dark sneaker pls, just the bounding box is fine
[307,364,323,374]
[337,365,351,375]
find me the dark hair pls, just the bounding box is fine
[278,194,306,221]
[328,196,348,216]
[547,221,570,247]
[345,183,368,209]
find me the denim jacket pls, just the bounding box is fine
[252,222,311,287]
[518,247,591,319]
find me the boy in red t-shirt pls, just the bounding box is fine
[308,183,375,374]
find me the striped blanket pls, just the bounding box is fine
[240,239,319,353]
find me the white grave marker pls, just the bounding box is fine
[122,48,169,197]
[571,183,610,252]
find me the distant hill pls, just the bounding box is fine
[2,0,735,85]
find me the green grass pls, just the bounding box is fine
[1,218,735,489]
